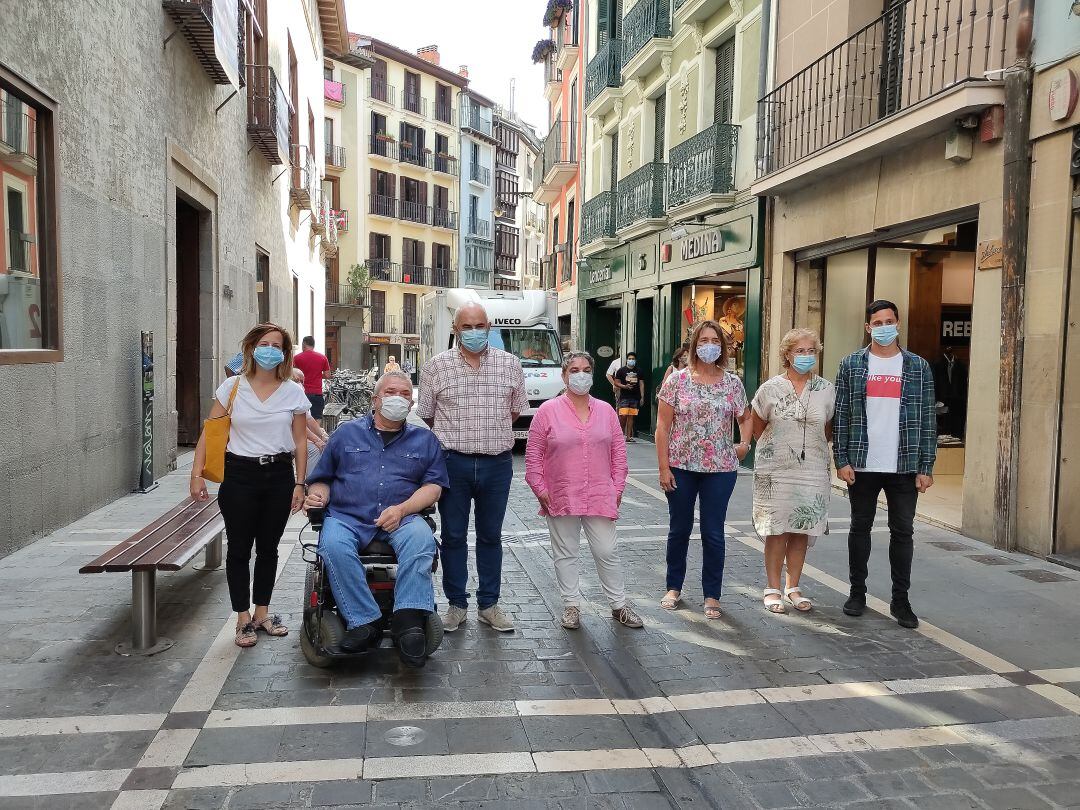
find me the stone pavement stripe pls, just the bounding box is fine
[205,705,370,729]
[622,475,1026,675]
[0,769,130,796]
[0,713,165,738]
[882,673,1015,695]
[362,751,536,779]
[532,748,653,772]
[1030,666,1080,683]
[367,700,518,722]
[667,689,764,711]
[710,735,825,762]
[171,757,365,789]
[516,698,616,716]
[136,728,201,767]
[1024,684,1080,715]
[111,790,170,810]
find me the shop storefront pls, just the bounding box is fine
[578,199,764,435]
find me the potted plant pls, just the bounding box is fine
[347,262,370,305]
[542,0,572,28]
[375,132,395,142]
[532,38,557,64]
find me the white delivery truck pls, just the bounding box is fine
[419,288,564,440]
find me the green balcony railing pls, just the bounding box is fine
[621,0,671,66]
[673,0,691,9]
[617,162,666,230]
[666,122,738,209]
[581,192,616,245]
[585,39,623,108]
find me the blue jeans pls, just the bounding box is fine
[318,516,435,629]
[438,450,513,610]
[665,468,737,600]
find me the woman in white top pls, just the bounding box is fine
[191,323,310,647]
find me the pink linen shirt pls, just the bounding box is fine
[524,394,628,520]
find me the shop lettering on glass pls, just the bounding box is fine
[589,265,612,284]
[679,230,725,261]
[941,306,972,346]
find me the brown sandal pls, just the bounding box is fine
[235,621,258,647]
[255,615,289,637]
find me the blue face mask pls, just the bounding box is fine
[627,359,636,368]
[792,355,817,374]
[253,345,285,370]
[458,328,489,353]
[871,324,899,346]
[696,343,722,364]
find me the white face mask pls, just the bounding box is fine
[567,371,593,395]
[378,395,412,422]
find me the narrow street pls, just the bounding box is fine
[1,443,1078,809]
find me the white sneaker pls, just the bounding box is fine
[441,605,467,632]
[477,604,515,632]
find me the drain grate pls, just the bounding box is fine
[929,541,970,551]
[1009,569,1074,583]
[967,554,1012,566]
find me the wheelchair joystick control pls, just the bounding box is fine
[307,507,326,531]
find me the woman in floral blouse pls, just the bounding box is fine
[750,328,834,614]
[655,321,752,619]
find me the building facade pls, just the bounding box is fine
[535,1,586,348]
[328,38,467,375]
[575,0,766,425]
[494,106,544,291]
[0,0,345,556]
[459,90,497,290]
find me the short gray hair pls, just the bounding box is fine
[374,371,413,396]
[562,350,594,373]
[453,302,489,329]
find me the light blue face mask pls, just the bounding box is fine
[253,345,284,370]
[871,324,899,346]
[458,328,489,353]
[696,343,722,364]
[792,355,817,374]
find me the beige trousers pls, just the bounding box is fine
[545,515,626,610]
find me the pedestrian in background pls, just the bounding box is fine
[655,321,751,619]
[613,352,644,442]
[835,300,936,629]
[190,323,310,647]
[660,344,690,390]
[751,328,834,614]
[384,355,402,375]
[418,303,527,633]
[525,351,643,630]
[293,336,331,422]
[291,368,330,470]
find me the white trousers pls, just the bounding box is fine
[546,515,626,610]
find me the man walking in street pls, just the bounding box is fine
[418,302,527,633]
[613,352,645,442]
[834,300,936,630]
[293,336,332,422]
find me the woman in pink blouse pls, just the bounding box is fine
[525,351,644,630]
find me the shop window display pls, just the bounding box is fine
[679,281,747,378]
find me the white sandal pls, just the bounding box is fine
[763,588,786,614]
[784,587,812,612]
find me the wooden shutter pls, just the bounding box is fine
[373,58,387,83]
[613,0,622,39]
[370,167,377,197]
[419,182,428,208]
[714,39,735,124]
[369,231,378,261]
[609,131,619,191]
[388,172,396,199]
[653,94,666,162]
[596,0,608,45]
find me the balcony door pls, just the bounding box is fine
[434,243,451,287]
[369,232,391,280]
[400,122,425,164]
[402,237,425,284]
[370,288,386,333]
[714,38,735,126]
[653,93,665,162]
[403,293,418,334]
[401,177,427,223]
[371,58,389,102]
[879,0,906,118]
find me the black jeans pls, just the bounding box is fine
[218,454,294,613]
[847,472,918,602]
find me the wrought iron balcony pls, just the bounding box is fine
[581,191,616,246]
[534,118,578,204]
[667,122,738,210]
[311,193,327,235]
[0,103,37,174]
[369,193,397,219]
[246,64,291,164]
[435,101,454,125]
[620,0,671,69]
[369,135,457,175]
[463,268,494,288]
[326,143,346,171]
[289,144,316,209]
[757,0,1014,177]
[432,208,459,230]
[433,153,458,176]
[368,78,396,106]
[334,208,349,233]
[617,162,665,231]
[585,39,623,109]
[544,56,563,103]
[470,162,491,185]
[369,311,399,335]
[365,259,444,287]
[460,103,494,138]
[326,283,366,308]
[555,15,579,72]
[162,0,239,85]
[324,78,345,106]
[469,217,492,240]
[403,91,427,117]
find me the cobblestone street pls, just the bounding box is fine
[1,443,1078,809]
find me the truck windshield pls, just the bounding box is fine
[488,328,562,367]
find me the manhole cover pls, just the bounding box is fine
[929,541,969,551]
[1009,569,1074,583]
[967,554,1011,566]
[384,725,427,747]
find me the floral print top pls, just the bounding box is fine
[658,369,748,473]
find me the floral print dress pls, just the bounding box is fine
[658,369,748,473]
[751,374,835,538]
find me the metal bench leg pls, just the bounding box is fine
[116,570,174,656]
[194,533,223,571]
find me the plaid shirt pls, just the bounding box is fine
[417,347,527,455]
[833,347,937,476]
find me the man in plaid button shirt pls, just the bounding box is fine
[418,303,527,633]
[834,300,936,631]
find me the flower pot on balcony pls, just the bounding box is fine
[532,39,557,64]
[375,133,395,143]
[543,0,573,28]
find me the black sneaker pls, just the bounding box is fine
[890,601,919,629]
[843,595,866,616]
[392,609,429,668]
[339,621,382,653]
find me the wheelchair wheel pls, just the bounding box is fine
[301,610,345,668]
[424,611,444,656]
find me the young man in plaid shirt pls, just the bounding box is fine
[834,300,936,630]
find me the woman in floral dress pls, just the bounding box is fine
[656,321,752,619]
[750,328,835,614]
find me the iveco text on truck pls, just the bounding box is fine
[419,289,564,439]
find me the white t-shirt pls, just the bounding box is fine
[606,358,622,379]
[861,352,903,473]
[214,377,310,457]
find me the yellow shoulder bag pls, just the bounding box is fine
[201,377,241,483]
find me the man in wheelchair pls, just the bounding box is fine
[304,371,448,667]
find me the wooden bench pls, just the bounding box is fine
[80,497,225,656]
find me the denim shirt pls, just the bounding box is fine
[308,416,449,548]
[833,347,937,476]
